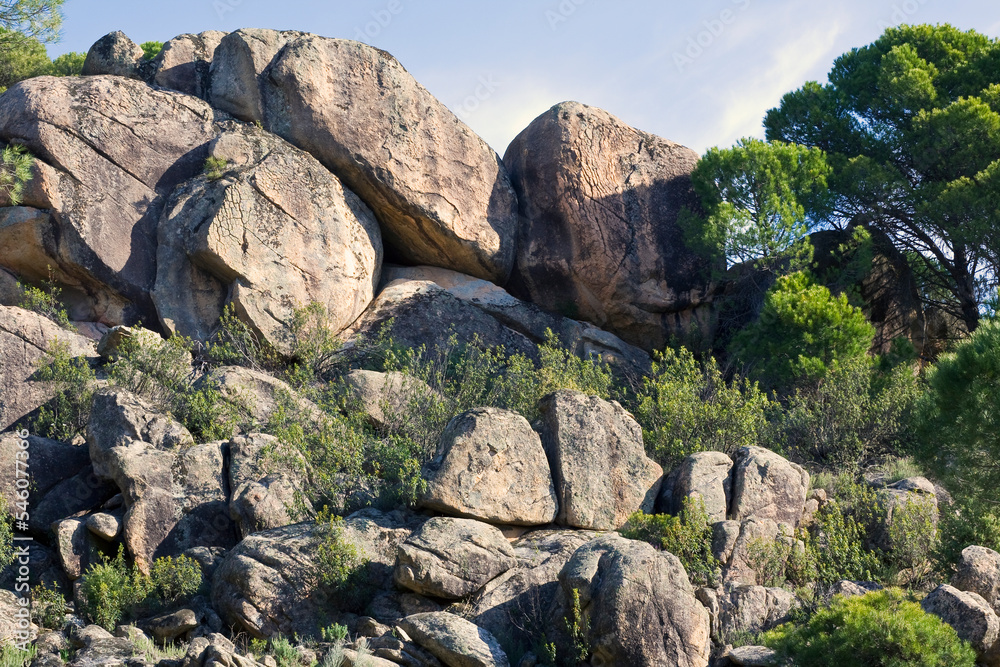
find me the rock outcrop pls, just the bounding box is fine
[210,30,518,283]
[0,305,97,430]
[0,76,220,324]
[504,101,715,351]
[87,390,236,567]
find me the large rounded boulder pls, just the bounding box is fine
[152,123,382,351]
[504,101,715,351]
[0,75,221,325]
[209,30,518,283]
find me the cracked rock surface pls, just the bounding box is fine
[504,101,715,352]
[153,122,382,352]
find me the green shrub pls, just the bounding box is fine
[206,304,278,371]
[203,156,229,181]
[32,340,96,441]
[314,511,369,611]
[140,41,163,60]
[915,319,1000,506]
[883,493,939,585]
[773,355,920,465]
[108,332,242,441]
[149,555,202,603]
[620,497,720,586]
[285,302,344,386]
[321,623,348,643]
[17,267,70,328]
[267,636,300,667]
[0,644,35,667]
[763,588,976,666]
[634,346,771,467]
[0,499,13,570]
[79,548,151,631]
[744,535,796,587]
[30,581,68,630]
[803,478,884,585]
[935,499,1000,575]
[729,271,875,390]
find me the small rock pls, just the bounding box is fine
[87,513,121,541]
[141,608,199,642]
[727,645,779,666]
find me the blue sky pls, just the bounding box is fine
[50,1,1000,156]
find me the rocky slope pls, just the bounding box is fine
[0,28,986,667]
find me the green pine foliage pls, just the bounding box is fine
[915,319,1000,505]
[682,137,830,274]
[729,271,876,390]
[763,589,976,667]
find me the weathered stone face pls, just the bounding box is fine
[555,533,711,667]
[421,407,558,526]
[504,101,716,351]
[538,390,662,530]
[209,30,518,283]
[0,76,220,324]
[153,123,382,353]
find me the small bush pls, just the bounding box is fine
[30,582,68,630]
[321,623,348,643]
[762,588,976,666]
[149,554,202,603]
[729,271,875,391]
[32,341,96,441]
[883,493,938,585]
[634,346,771,467]
[206,304,278,371]
[0,498,14,572]
[773,355,920,465]
[267,636,300,667]
[18,270,71,329]
[0,644,35,667]
[79,548,151,631]
[314,511,369,611]
[140,41,163,60]
[620,496,720,586]
[108,332,241,441]
[203,156,230,181]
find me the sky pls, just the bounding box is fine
[48,0,1000,157]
